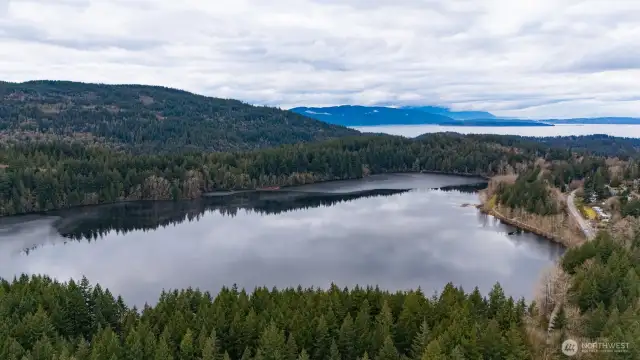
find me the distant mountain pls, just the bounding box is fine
[290,105,551,127]
[0,80,359,153]
[545,117,640,125]
[402,106,497,120]
[289,105,453,126]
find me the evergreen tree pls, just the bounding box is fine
[420,339,446,360]
[179,329,196,360]
[329,340,342,360]
[376,336,398,360]
[338,314,356,360]
[409,321,430,360]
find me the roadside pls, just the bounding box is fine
[567,189,596,240]
[545,189,598,356]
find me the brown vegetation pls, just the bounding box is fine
[491,203,585,247]
[535,265,570,320]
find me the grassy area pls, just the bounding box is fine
[573,196,596,220]
[488,194,497,209]
[582,206,597,220]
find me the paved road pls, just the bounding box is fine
[567,189,596,240]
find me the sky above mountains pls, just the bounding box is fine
[0,0,639,119]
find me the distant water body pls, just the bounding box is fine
[352,124,640,138]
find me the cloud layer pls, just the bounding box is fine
[1,0,639,118]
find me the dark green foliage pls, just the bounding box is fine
[0,133,538,216]
[463,134,640,160]
[495,169,560,215]
[0,276,534,360]
[583,167,610,201]
[0,80,358,153]
[561,231,640,358]
[621,199,640,217]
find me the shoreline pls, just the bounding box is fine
[0,170,489,218]
[478,206,572,247]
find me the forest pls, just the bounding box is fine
[557,230,640,359]
[0,81,357,153]
[494,169,560,216]
[0,274,534,360]
[0,133,532,216]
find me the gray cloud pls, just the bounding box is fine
[0,0,639,118]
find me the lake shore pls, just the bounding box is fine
[0,171,489,218]
[476,189,584,248]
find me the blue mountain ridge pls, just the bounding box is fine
[401,106,496,120]
[289,105,551,127]
[290,105,640,127]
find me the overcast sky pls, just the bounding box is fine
[1,0,639,118]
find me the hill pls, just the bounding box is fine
[0,80,359,153]
[291,105,551,127]
[402,105,496,120]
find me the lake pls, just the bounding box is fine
[0,173,564,307]
[352,124,640,138]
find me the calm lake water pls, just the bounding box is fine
[352,124,640,138]
[0,174,564,306]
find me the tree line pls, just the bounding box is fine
[0,275,534,360]
[0,134,531,217]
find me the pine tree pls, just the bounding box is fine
[286,333,298,360]
[124,329,144,360]
[371,301,393,355]
[202,332,220,360]
[297,349,310,360]
[155,332,174,360]
[375,336,398,360]
[313,317,330,360]
[329,340,342,360]
[240,347,252,360]
[409,320,430,360]
[448,346,465,360]
[74,338,91,360]
[338,314,355,360]
[258,321,286,360]
[420,339,446,360]
[354,300,371,357]
[180,329,196,360]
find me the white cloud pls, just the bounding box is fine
[1,0,639,118]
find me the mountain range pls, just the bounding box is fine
[291,105,640,127]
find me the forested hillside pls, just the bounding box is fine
[0,275,534,360]
[495,169,560,216]
[557,231,640,359]
[0,133,535,216]
[0,81,358,153]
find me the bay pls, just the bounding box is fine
[352,124,640,138]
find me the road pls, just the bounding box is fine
[546,190,597,342]
[567,189,596,240]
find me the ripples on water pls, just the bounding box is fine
[0,174,564,306]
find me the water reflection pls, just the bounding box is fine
[0,174,562,307]
[54,189,413,241]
